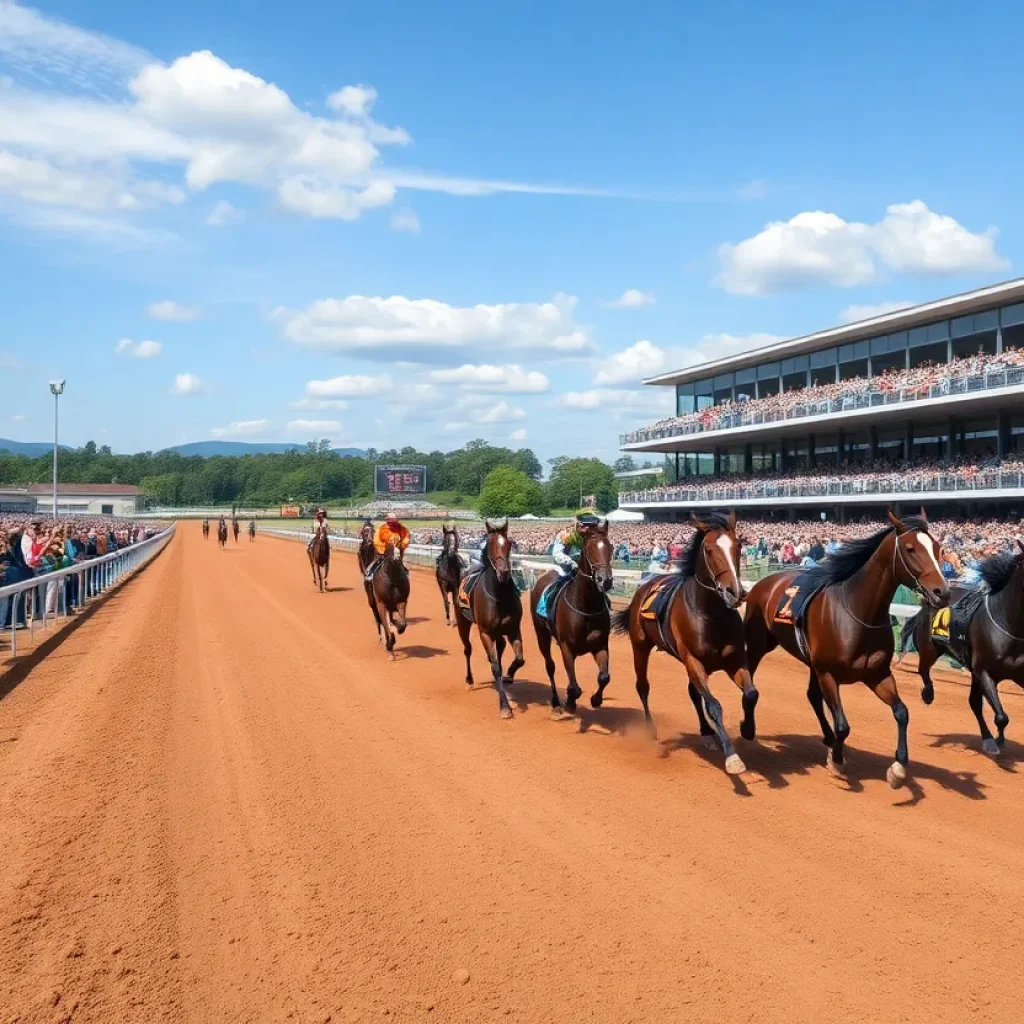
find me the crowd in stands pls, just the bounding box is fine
[1,515,161,632]
[622,453,1024,503]
[627,347,1024,442]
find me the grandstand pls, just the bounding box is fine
[618,276,1024,524]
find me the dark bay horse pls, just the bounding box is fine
[612,510,754,775]
[435,525,463,627]
[367,540,410,658]
[309,529,330,591]
[456,520,525,719]
[217,520,228,549]
[530,519,613,717]
[900,544,1024,756]
[248,520,256,542]
[744,510,949,788]
[232,518,240,544]
[202,519,210,540]
[357,521,376,577]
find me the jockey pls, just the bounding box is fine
[364,512,410,579]
[307,507,328,552]
[552,512,600,577]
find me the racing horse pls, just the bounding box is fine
[217,520,228,549]
[744,510,949,788]
[612,510,755,775]
[248,520,256,542]
[900,543,1024,756]
[530,518,614,717]
[357,521,376,578]
[455,520,525,719]
[308,528,330,591]
[202,518,210,540]
[232,518,240,544]
[435,525,464,627]
[367,539,410,659]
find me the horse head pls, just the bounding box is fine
[360,521,374,544]
[484,519,512,584]
[887,508,949,608]
[580,518,614,593]
[691,509,744,608]
[442,524,459,555]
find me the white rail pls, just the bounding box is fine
[1,525,176,658]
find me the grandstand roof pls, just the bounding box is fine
[644,275,1024,387]
[26,483,141,495]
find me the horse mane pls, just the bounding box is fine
[800,515,928,586]
[680,510,733,580]
[978,548,1023,594]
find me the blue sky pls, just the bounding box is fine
[2,0,1022,464]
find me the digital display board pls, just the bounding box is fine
[374,465,428,495]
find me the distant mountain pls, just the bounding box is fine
[0,438,71,457]
[162,441,366,458]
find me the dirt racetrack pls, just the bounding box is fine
[2,522,1023,1024]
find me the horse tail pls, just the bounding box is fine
[899,607,925,654]
[611,606,632,636]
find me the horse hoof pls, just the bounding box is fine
[740,722,756,742]
[550,708,569,721]
[387,653,396,662]
[886,762,907,789]
[701,734,717,751]
[590,693,603,709]
[724,754,746,775]
[499,706,513,720]
[921,688,935,706]
[982,738,1000,757]
[826,751,847,778]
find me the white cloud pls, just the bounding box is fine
[428,363,549,393]
[278,177,395,220]
[171,372,205,395]
[509,427,528,441]
[205,198,242,225]
[290,397,349,411]
[389,208,420,233]
[593,340,665,386]
[563,388,671,418]
[147,299,201,321]
[114,337,162,358]
[443,421,470,433]
[474,400,525,424]
[716,201,1007,295]
[326,84,378,118]
[304,373,394,398]
[287,418,342,435]
[211,418,270,437]
[273,292,592,363]
[603,288,655,309]
[838,300,914,324]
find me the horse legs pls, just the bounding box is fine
[590,647,610,709]
[866,674,910,789]
[503,629,525,685]
[366,585,384,644]
[480,632,512,719]
[632,637,656,738]
[558,641,582,713]
[976,670,1009,752]
[456,615,474,686]
[918,635,938,705]
[377,597,396,659]
[534,621,562,713]
[816,671,851,778]
[805,671,836,748]
[968,676,999,756]
[730,664,759,742]
[439,581,452,626]
[684,655,745,775]
[687,681,716,749]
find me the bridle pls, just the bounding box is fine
[694,531,741,607]
[892,528,939,603]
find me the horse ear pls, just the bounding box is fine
[499,519,508,535]
[1017,538,1024,556]
[690,512,709,532]
[484,519,493,532]
[919,505,928,522]
[599,518,609,534]
[727,509,737,533]
[887,509,905,532]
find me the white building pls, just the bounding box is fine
[0,483,142,516]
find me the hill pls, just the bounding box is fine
[0,438,71,457]
[162,441,366,458]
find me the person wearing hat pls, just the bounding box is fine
[365,512,410,580]
[537,512,600,618]
[307,507,328,554]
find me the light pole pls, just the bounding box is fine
[49,380,65,520]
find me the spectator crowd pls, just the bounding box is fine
[625,347,1024,444]
[1,515,161,634]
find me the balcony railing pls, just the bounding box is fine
[620,470,1024,505]
[620,366,1024,446]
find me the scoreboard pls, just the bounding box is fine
[374,465,428,495]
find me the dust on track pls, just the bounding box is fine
[1,522,1022,1024]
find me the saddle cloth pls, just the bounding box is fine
[772,571,829,664]
[931,588,983,668]
[458,572,481,622]
[637,573,689,657]
[536,575,571,625]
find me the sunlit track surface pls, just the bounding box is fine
[1,522,1022,1024]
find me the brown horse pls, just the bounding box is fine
[900,544,1024,756]
[367,540,410,658]
[456,520,525,719]
[202,519,210,540]
[744,510,949,788]
[435,525,463,627]
[217,520,228,549]
[612,510,754,775]
[357,521,376,576]
[232,518,240,543]
[309,529,330,591]
[530,520,614,717]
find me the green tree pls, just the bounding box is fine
[479,467,548,518]
[546,457,617,512]
[613,455,635,473]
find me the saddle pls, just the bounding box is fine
[458,571,482,622]
[536,575,573,637]
[638,573,688,657]
[772,571,830,664]
[930,587,983,668]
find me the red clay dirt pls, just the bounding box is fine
[1,522,1022,1024]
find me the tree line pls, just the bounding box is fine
[0,439,666,513]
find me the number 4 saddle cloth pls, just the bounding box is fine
[772,571,830,664]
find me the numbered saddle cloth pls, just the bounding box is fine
[772,571,830,664]
[458,572,481,622]
[637,573,688,657]
[931,588,983,668]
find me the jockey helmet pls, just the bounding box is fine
[385,512,399,523]
[576,512,600,527]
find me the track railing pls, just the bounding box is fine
[0,525,176,658]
